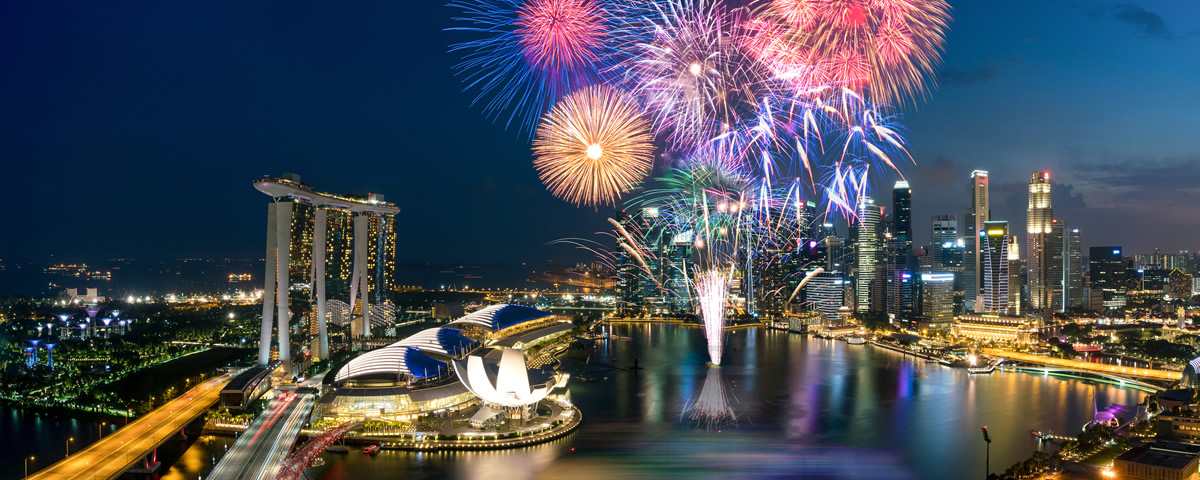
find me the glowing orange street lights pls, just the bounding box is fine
[24,456,35,479]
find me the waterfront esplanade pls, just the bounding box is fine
[254,174,399,372]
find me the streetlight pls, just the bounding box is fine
[24,456,34,479]
[99,422,107,439]
[66,437,74,457]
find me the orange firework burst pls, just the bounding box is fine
[532,85,655,207]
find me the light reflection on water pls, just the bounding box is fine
[162,325,1145,479]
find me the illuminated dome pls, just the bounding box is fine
[333,327,478,383]
[1184,357,1200,389]
[448,304,554,332]
[452,349,555,408]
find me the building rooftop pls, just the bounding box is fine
[222,364,275,392]
[447,304,555,332]
[1116,441,1200,471]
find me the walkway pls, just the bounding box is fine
[29,373,234,480]
[982,348,1181,382]
[207,391,316,480]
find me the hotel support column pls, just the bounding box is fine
[354,213,371,338]
[259,201,278,365]
[276,200,292,371]
[313,207,329,360]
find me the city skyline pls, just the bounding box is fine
[2,1,1199,265]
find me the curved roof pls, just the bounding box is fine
[334,346,446,383]
[395,327,477,357]
[447,304,554,332]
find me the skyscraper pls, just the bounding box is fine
[855,199,883,312]
[1008,236,1023,316]
[1027,171,1054,311]
[1066,228,1084,310]
[931,214,958,268]
[963,170,989,311]
[893,181,912,244]
[1049,219,1066,311]
[919,272,955,331]
[1090,246,1127,311]
[980,221,1010,314]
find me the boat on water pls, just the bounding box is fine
[363,444,381,456]
[967,365,996,374]
[311,457,326,467]
[846,336,866,345]
[325,445,349,453]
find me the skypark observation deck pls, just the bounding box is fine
[253,177,400,214]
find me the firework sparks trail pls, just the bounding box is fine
[533,85,656,206]
[696,268,729,366]
[447,0,614,136]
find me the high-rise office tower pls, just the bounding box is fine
[980,221,1010,314]
[963,170,989,311]
[801,270,848,319]
[1008,236,1023,316]
[1027,171,1054,311]
[931,214,958,267]
[1089,246,1127,311]
[1065,228,1084,310]
[919,272,956,329]
[893,181,912,244]
[1049,219,1065,311]
[855,199,883,312]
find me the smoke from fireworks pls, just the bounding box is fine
[695,268,729,365]
[533,85,656,206]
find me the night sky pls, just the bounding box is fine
[2,1,1198,266]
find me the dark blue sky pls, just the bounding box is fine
[2,1,1197,265]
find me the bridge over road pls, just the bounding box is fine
[29,372,235,480]
[982,348,1181,384]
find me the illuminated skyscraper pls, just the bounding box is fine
[1049,219,1066,311]
[1008,236,1023,316]
[893,181,912,245]
[963,170,989,311]
[1090,247,1127,311]
[855,199,883,312]
[255,174,400,369]
[980,221,1010,314]
[930,214,958,268]
[1027,171,1054,311]
[1066,228,1084,310]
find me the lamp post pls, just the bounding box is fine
[99,422,107,439]
[66,437,74,457]
[981,426,992,479]
[24,456,34,479]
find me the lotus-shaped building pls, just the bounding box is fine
[453,349,555,409]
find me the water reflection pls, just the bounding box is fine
[682,367,736,430]
[148,325,1146,480]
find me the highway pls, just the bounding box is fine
[208,391,315,480]
[29,373,234,480]
[982,348,1183,382]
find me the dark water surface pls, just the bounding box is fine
[12,324,1144,480]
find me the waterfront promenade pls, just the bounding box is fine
[29,373,233,480]
[982,348,1182,382]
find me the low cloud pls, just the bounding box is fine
[1106,4,1173,40]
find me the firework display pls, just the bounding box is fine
[533,85,656,206]
[446,0,952,367]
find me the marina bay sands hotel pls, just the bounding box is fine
[254,174,400,372]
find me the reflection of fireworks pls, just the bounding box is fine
[533,85,656,206]
[447,0,613,136]
[683,366,737,430]
[696,268,729,365]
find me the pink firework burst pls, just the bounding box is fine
[515,0,607,72]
